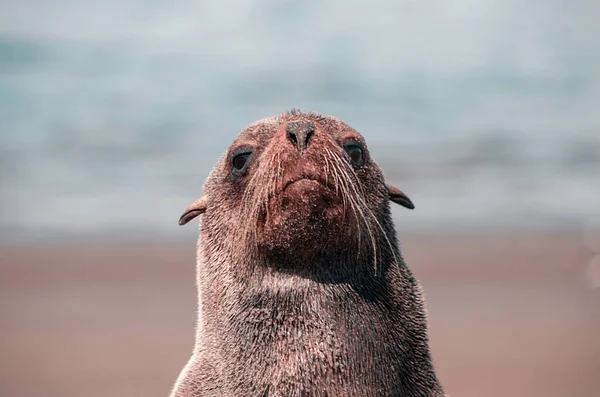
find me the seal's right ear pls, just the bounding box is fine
[178,197,208,225]
[386,185,415,210]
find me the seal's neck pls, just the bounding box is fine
[211,269,443,397]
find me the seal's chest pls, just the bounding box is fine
[226,315,404,397]
[226,292,406,393]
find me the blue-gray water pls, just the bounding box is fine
[1,0,599,244]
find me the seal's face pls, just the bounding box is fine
[179,110,414,268]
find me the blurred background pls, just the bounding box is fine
[1,0,599,396]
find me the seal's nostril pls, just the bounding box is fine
[286,120,315,155]
[306,130,313,145]
[287,131,298,146]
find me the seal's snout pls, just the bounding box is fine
[285,120,315,155]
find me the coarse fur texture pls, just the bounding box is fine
[169,110,445,397]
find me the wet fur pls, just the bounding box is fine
[170,110,445,397]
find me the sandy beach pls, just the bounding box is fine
[1,233,599,397]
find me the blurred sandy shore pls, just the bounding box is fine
[1,233,599,397]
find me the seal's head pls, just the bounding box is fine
[179,110,413,271]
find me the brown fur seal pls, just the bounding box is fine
[169,110,445,397]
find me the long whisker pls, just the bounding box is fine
[324,149,356,241]
[326,148,377,270]
[324,154,346,214]
[343,157,399,271]
[241,149,277,249]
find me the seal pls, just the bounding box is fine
[169,110,445,397]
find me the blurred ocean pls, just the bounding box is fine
[1,0,599,244]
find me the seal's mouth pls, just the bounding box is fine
[282,177,332,192]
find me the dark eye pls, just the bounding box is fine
[232,152,252,173]
[344,144,364,166]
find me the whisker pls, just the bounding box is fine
[325,149,355,230]
[241,149,278,249]
[326,148,377,269]
[343,158,399,272]
[324,154,346,214]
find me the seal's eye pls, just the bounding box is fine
[344,144,364,167]
[232,152,252,173]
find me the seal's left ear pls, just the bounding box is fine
[178,196,208,225]
[387,185,415,210]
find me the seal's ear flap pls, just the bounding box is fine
[386,184,415,210]
[178,197,208,225]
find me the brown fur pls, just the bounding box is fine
[169,110,444,397]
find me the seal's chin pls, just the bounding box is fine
[256,178,351,261]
